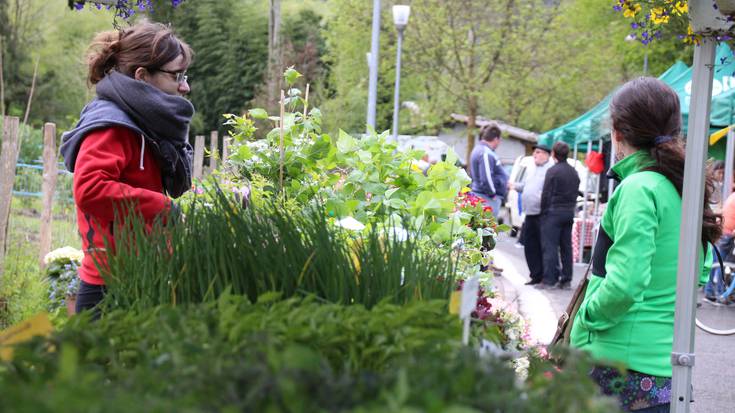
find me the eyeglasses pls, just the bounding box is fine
[156,68,188,84]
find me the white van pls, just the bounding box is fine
[503,155,589,235]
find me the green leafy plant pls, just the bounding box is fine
[43,247,83,312]
[0,295,620,412]
[103,189,457,310]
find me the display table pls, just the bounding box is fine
[572,218,597,262]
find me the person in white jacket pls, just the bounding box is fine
[510,144,552,285]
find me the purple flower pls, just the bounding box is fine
[631,22,638,29]
[613,5,622,12]
[74,2,84,10]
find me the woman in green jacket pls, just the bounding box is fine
[570,77,720,412]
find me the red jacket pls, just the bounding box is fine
[73,126,171,285]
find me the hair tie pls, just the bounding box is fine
[654,135,673,146]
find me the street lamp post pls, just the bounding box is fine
[625,34,648,75]
[366,0,381,133]
[391,5,410,141]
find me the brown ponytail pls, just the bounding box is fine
[610,77,721,246]
[86,20,193,85]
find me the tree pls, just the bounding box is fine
[321,0,400,134]
[406,0,566,161]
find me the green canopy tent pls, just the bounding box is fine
[537,60,690,149]
[541,44,735,158]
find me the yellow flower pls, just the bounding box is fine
[650,7,670,24]
[683,24,702,45]
[674,1,688,15]
[623,3,641,18]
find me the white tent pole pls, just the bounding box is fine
[724,127,735,202]
[591,138,603,251]
[578,140,592,263]
[671,38,716,413]
[593,138,602,217]
[573,142,578,164]
[608,136,616,197]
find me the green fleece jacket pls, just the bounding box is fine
[570,150,709,377]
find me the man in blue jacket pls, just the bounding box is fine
[469,122,509,219]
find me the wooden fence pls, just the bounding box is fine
[0,115,227,277]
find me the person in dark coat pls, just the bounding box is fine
[537,141,580,289]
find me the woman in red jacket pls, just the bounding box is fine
[60,21,194,315]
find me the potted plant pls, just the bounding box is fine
[613,0,735,43]
[43,247,83,316]
[455,190,500,250]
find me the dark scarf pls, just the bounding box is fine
[97,71,195,198]
[61,71,195,198]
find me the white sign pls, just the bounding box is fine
[459,276,479,319]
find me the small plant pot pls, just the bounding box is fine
[482,234,496,250]
[66,295,77,316]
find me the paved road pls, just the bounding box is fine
[494,234,735,413]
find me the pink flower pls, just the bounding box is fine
[640,377,653,392]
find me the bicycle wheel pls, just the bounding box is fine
[696,275,735,336]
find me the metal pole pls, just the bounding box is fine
[593,138,602,217]
[724,127,735,202]
[608,137,617,198]
[392,28,404,141]
[590,138,603,253]
[578,140,592,263]
[573,142,578,165]
[671,38,716,413]
[366,0,381,132]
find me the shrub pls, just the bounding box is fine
[0,295,619,412]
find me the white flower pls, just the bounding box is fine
[43,246,84,265]
[513,356,530,382]
[335,217,366,231]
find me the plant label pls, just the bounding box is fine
[459,276,479,320]
[0,312,53,361]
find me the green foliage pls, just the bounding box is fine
[0,197,79,329]
[0,295,619,412]
[164,0,268,135]
[321,0,400,134]
[225,78,473,244]
[1,1,110,129]
[104,191,457,310]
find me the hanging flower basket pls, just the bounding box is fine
[613,0,735,45]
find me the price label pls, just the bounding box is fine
[0,312,53,361]
[459,276,479,319]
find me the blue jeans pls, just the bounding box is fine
[75,280,106,320]
[541,210,574,285]
[632,403,670,412]
[706,235,733,298]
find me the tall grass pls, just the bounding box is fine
[104,189,458,310]
[0,197,78,328]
